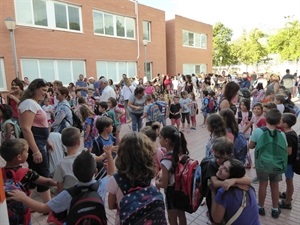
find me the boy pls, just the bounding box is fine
[156,93,169,127]
[143,94,155,126]
[249,109,287,218]
[201,90,209,127]
[1,139,57,225]
[7,149,114,217]
[42,97,54,124]
[98,101,117,135]
[262,89,275,104]
[274,94,285,113]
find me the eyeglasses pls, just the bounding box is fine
[214,154,230,161]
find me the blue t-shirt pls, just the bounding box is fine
[76,80,88,97]
[179,98,191,113]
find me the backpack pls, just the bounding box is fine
[65,105,83,132]
[1,119,21,140]
[114,173,167,225]
[114,106,126,124]
[2,167,31,225]
[233,132,248,164]
[237,111,253,124]
[147,102,161,122]
[199,157,212,205]
[201,97,209,112]
[162,153,202,213]
[207,98,217,113]
[90,115,101,138]
[190,102,198,116]
[66,182,107,225]
[255,127,288,174]
[284,103,300,116]
[292,135,300,175]
[240,88,251,99]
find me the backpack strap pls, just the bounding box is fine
[226,190,247,225]
[260,126,278,137]
[237,111,242,124]
[67,182,100,197]
[113,173,131,195]
[2,167,29,183]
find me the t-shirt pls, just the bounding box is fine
[215,187,260,225]
[42,105,54,120]
[18,99,48,128]
[250,127,287,148]
[169,103,181,119]
[76,80,88,97]
[179,98,191,113]
[128,94,145,114]
[285,130,298,165]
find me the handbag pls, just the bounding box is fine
[225,190,247,225]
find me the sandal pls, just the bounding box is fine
[279,192,286,199]
[279,200,292,209]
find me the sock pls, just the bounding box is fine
[272,207,279,211]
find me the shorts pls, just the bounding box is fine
[202,111,208,117]
[285,164,294,179]
[165,186,177,210]
[256,169,282,182]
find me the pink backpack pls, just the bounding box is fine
[90,115,101,138]
[115,105,126,124]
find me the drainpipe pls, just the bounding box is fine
[134,0,140,61]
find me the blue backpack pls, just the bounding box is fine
[233,132,248,164]
[147,102,161,122]
[114,173,167,225]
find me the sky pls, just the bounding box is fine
[138,0,300,38]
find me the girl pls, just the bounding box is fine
[156,125,189,225]
[107,97,122,144]
[205,114,234,159]
[107,132,161,225]
[169,96,181,129]
[251,82,265,107]
[0,104,20,143]
[236,98,252,140]
[79,104,94,152]
[189,92,198,130]
[242,103,265,134]
[179,91,191,132]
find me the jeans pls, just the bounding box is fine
[124,100,130,120]
[129,112,143,131]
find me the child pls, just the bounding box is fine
[79,104,95,152]
[278,113,298,210]
[107,132,158,225]
[143,94,154,126]
[243,103,265,134]
[249,109,287,218]
[0,104,20,143]
[42,98,54,125]
[201,90,209,127]
[97,101,117,136]
[262,89,275,104]
[274,94,285,113]
[87,90,96,111]
[155,125,189,225]
[236,98,252,140]
[189,92,198,130]
[179,91,191,132]
[169,95,181,129]
[1,139,57,225]
[108,97,122,144]
[156,93,169,127]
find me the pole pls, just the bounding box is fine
[144,45,147,81]
[9,30,19,79]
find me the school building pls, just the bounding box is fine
[0,0,212,92]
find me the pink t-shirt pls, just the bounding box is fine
[144,86,155,95]
[19,99,48,128]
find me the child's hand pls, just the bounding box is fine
[112,146,118,153]
[222,178,236,190]
[7,190,27,202]
[103,145,113,158]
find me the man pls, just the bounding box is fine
[255,73,268,89]
[75,74,88,98]
[239,72,251,89]
[282,69,294,93]
[99,78,116,102]
[88,77,95,91]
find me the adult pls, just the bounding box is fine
[209,159,260,225]
[254,73,268,89]
[88,77,96,91]
[18,78,52,203]
[121,77,135,122]
[108,79,115,91]
[282,69,294,93]
[51,86,73,133]
[219,81,240,115]
[94,76,105,99]
[239,72,251,89]
[266,74,280,94]
[127,86,146,131]
[184,74,194,93]
[163,74,172,91]
[53,80,63,107]
[23,77,30,90]
[75,74,88,98]
[7,78,23,121]
[99,78,116,102]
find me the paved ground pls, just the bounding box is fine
[31,98,300,225]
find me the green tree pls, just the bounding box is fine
[213,22,233,67]
[268,19,300,61]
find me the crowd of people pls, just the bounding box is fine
[0,69,299,225]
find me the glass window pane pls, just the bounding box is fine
[72,60,85,82]
[116,16,125,37]
[182,31,189,46]
[93,11,104,34]
[104,14,114,35]
[195,65,201,74]
[126,18,135,38]
[118,62,126,80]
[33,0,48,26]
[107,62,117,80]
[96,61,107,79]
[0,59,7,90]
[15,0,33,25]
[188,33,194,46]
[21,59,39,81]
[40,60,55,82]
[195,33,201,48]
[55,3,67,29]
[57,60,72,84]
[143,21,150,40]
[127,62,136,77]
[68,6,80,31]
[201,34,207,48]
[200,64,207,74]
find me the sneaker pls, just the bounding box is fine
[271,208,281,219]
[252,177,259,184]
[279,200,292,209]
[258,207,265,216]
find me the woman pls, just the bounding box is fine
[51,86,73,133]
[127,86,145,131]
[144,81,155,95]
[121,77,135,122]
[266,74,280,94]
[7,78,24,121]
[163,74,172,91]
[209,159,260,225]
[108,79,115,90]
[18,78,52,203]
[219,81,240,115]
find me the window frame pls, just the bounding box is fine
[143,20,151,41]
[0,58,7,91]
[182,30,207,49]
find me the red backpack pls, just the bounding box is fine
[162,153,202,213]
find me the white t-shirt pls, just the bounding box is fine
[42,105,54,120]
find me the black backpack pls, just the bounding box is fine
[64,105,83,132]
[237,111,253,124]
[292,135,300,175]
[66,182,107,225]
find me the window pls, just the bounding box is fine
[15,0,82,32]
[21,59,85,84]
[183,64,207,75]
[96,61,137,82]
[182,30,207,49]
[0,59,7,91]
[143,21,151,41]
[93,11,135,39]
